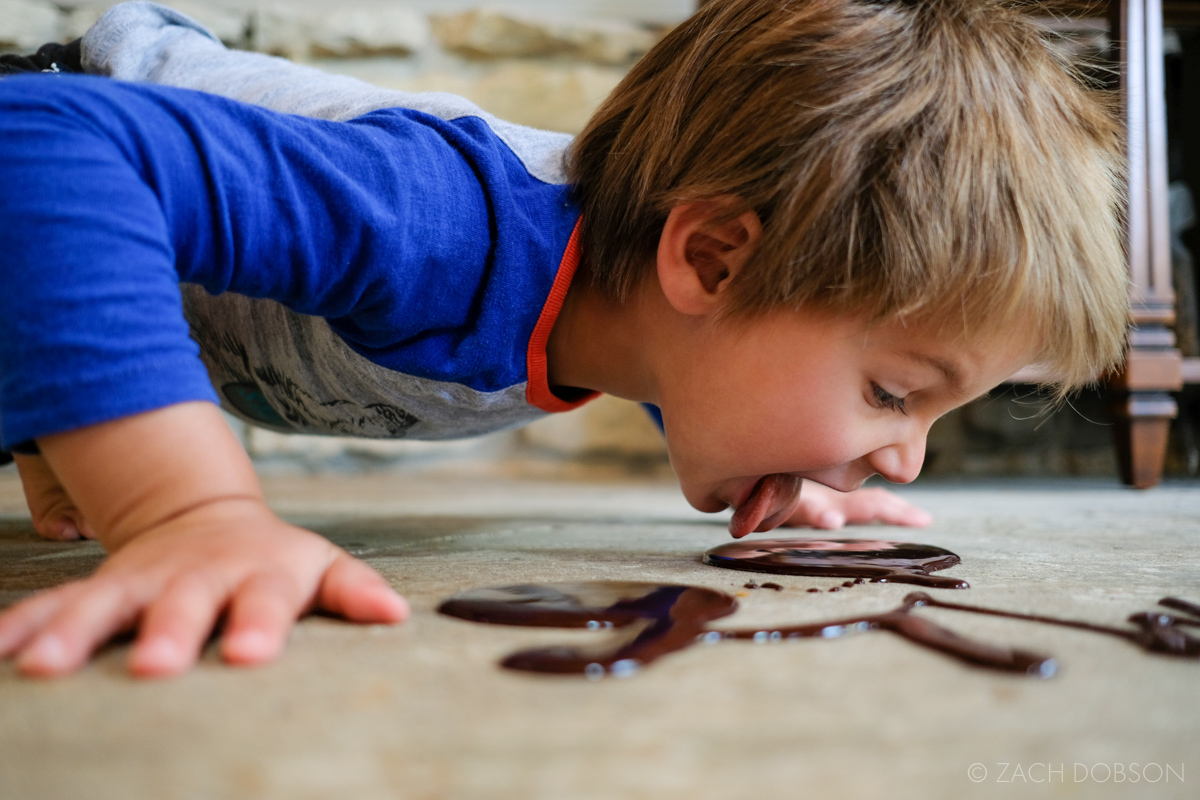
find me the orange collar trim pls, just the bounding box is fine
[526,219,600,413]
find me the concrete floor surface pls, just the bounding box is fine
[0,471,1197,799]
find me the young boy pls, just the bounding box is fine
[0,0,1127,678]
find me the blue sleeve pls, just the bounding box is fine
[0,75,494,448]
[642,403,665,433]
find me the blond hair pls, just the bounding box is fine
[568,0,1128,391]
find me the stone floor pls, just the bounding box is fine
[0,470,1198,799]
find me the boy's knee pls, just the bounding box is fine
[82,0,222,79]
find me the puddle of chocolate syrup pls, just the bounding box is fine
[437,582,737,678]
[703,538,969,589]
[439,582,1200,679]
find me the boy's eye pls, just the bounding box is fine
[871,383,907,415]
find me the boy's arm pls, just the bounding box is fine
[0,74,493,451]
[0,75,453,675]
[0,402,407,677]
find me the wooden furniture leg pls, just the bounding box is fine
[1109,0,1184,488]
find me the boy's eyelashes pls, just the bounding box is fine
[870,382,907,415]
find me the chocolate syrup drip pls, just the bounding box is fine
[703,538,969,589]
[720,594,1200,676]
[437,582,737,678]
[439,583,1200,679]
[720,593,1052,675]
[1158,597,1200,622]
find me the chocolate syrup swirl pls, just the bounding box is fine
[437,582,737,678]
[720,593,1051,675]
[439,582,1200,679]
[720,594,1200,676]
[703,538,969,588]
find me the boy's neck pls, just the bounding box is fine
[546,270,658,405]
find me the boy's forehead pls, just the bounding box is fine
[871,320,1042,393]
[732,305,1040,379]
[769,309,1033,392]
[893,349,966,394]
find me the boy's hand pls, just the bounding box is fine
[13,453,95,541]
[782,481,932,530]
[0,498,406,677]
[0,401,408,678]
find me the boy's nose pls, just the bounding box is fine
[867,434,925,485]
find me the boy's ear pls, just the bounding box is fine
[656,198,762,317]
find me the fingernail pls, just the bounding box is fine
[19,635,66,671]
[51,521,79,540]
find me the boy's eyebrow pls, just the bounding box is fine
[902,351,968,398]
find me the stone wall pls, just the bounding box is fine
[2,2,1191,481]
[1,1,669,137]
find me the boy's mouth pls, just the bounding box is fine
[728,474,801,539]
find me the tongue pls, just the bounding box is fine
[729,474,798,538]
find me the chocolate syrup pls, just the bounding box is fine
[721,592,1051,675]
[1159,597,1200,620]
[437,582,737,678]
[439,582,1200,679]
[703,538,969,588]
[929,595,1200,657]
[720,594,1200,676]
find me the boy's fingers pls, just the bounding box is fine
[880,503,932,527]
[129,573,224,678]
[785,487,932,529]
[34,514,83,541]
[38,507,95,541]
[785,498,843,529]
[814,509,847,529]
[13,454,88,541]
[220,573,299,666]
[845,490,932,527]
[0,582,86,658]
[317,554,409,624]
[16,583,136,676]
